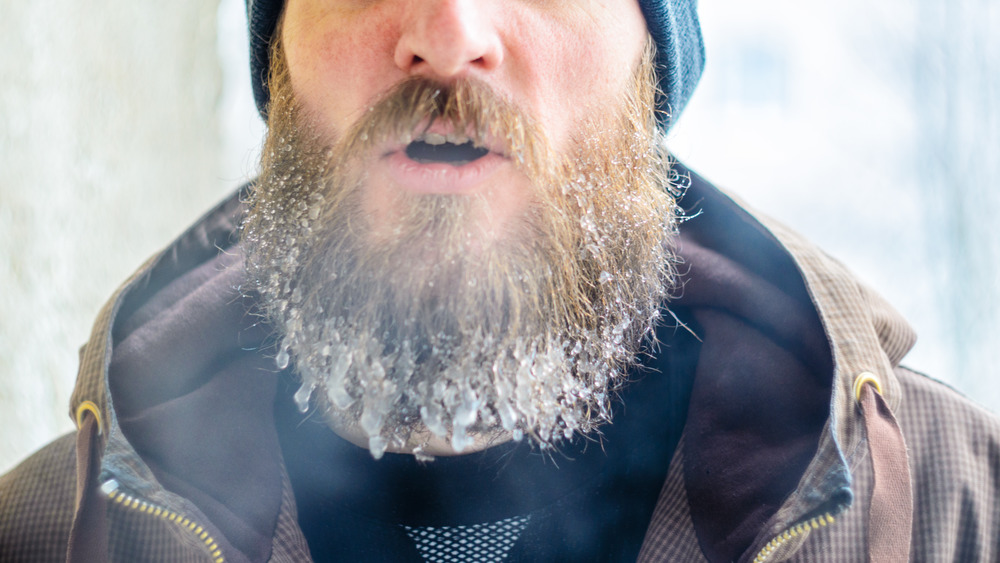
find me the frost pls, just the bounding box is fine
[412,447,435,463]
[497,399,517,431]
[451,424,474,453]
[420,403,448,438]
[293,381,315,413]
[329,350,353,386]
[275,346,290,370]
[360,402,384,437]
[328,381,354,410]
[368,435,388,460]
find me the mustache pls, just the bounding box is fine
[318,76,550,178]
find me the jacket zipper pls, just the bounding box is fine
[100,479,225,563]
[751,513,836,563]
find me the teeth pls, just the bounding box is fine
[408,131,476,146]
[424,132,446,145]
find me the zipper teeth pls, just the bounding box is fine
[752,513,836,563]
[102,480,225,563]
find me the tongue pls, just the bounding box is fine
[406,141,489,164]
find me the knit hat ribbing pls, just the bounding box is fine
[245,0,703,130]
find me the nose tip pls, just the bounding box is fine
[393,0,502,79]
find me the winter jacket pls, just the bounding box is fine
[2,163,998,562]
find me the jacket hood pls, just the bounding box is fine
[69,189,296,562]
[665,165,915,560]
[68,163,916,562]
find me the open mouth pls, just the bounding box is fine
[404,132,490,166]
[384,126,507,194]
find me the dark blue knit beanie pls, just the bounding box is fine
[246,0,704,131]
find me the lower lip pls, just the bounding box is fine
[384,151,506,194]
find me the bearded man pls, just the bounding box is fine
[2,1,999,562]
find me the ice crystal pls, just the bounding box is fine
[293,381,315,413]
[275,345,291,371]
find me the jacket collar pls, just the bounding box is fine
[68,163,916,562]
[69,187,299,563]
[638,163,915,561]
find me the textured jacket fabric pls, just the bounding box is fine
[2,164,999,562]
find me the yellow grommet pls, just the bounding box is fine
[853,372,882,402]
[75,400,104,435]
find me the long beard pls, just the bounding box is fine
[242,40,680,459]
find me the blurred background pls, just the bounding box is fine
[1,0,997,473]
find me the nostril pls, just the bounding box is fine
[394,8,503,78]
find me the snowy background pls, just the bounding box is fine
[1,0,997,473]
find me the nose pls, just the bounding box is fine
[394,0,503,79]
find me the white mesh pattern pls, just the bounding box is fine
[401,515,531,563]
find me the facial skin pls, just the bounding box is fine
[280,0,650,236]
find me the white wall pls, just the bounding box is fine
[0,0,246,473]
[670,0,1000,410]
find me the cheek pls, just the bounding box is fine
[505,15,644,153]
[283,14,401,139]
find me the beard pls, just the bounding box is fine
[241,39,680,460]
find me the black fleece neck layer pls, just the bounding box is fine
[275,296,699,561]
[671,166,833,561]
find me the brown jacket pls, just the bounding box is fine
[2,166,998,562]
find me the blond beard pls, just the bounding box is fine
[242,39,679,460]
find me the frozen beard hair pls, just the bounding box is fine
[242,38,680,460]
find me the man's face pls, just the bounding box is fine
[243,1,675,460]
[280,0,649,235]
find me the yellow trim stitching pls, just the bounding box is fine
[102,481,225,563]
[753,513,835,563]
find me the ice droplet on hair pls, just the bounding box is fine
[368,435,388,460]
[293,381,315,413]
[275,346,291,370]
[451,424,474,453]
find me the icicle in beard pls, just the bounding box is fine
[242,37,680,460]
